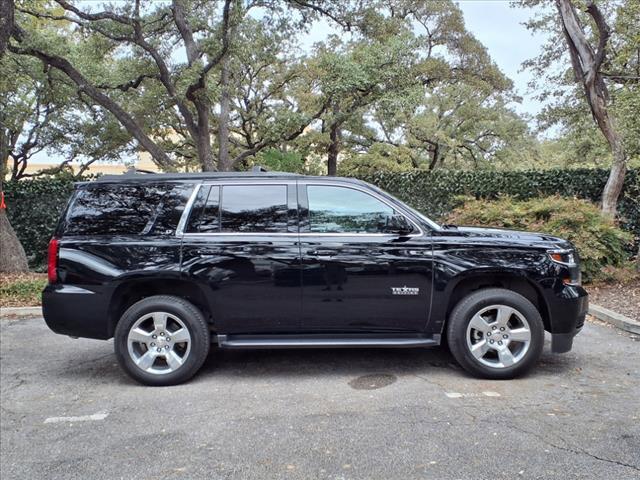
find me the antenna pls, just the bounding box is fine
[251,165,268,172]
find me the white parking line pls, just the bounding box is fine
[445,391,501,398]
[44,412,109,424]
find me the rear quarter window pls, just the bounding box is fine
[63,183,193,236]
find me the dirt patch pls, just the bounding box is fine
[587,282,640,321]
[0,273,47,308]
[348,373,397,390]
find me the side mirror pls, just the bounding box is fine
[384,214,413,235]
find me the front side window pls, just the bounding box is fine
[307,185,396,234]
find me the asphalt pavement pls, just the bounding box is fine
[1,317,639,479]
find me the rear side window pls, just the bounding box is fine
[186,184,288,233]
[185,186,220,233]
[64,183,193,236]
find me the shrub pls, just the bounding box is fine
[597,263,640,285]
[446,196,633,282]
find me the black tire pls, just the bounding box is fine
[446,288,544,380]
[114,295,210,386]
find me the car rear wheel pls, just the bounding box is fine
[446,288,544,379]
[114,295,210,386]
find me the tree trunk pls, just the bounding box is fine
[217,57,231,171]
[195,100,215,171]
[0,209,29,273]
[327,122,341,176]
[0,0,14,58]
[428,144,440,170]
[0,119,29,273]
[601,143,626,216]
[556,0,627,216]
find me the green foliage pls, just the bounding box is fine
[356,168,640,242]
[446,196,633,281]
[252,148,327,175]
[3,176,76,270]
[4,168,638,271]
[338,144,417,175]
[598,263,640,285]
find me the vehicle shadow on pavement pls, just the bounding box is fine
[52,338,577,386]
[192,338,578,383]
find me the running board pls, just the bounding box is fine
[216,334,439,349]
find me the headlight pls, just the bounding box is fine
[548,249,576,265]
[548,249,581,285]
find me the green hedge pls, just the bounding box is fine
[3,168,639,270]
[356,168,640,242]
[4,177,77,270]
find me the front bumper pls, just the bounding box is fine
[545,282,588,353]
[551,326,583,353]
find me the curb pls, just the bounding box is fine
[589,304,640,335]
[0,306,43,319]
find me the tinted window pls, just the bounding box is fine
[64,183,193,236]
[307,185,395,233]
[186,186,220,233]
[149,184,195,235]
[221,185,288,233]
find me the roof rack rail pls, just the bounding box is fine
[125,166,155,174]
[251,165,268,172]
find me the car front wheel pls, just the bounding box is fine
[446,288,545,379]
[114,295,210,386]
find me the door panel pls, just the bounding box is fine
[300,236,433,332]
[180,181,302,334]
[298,182,433,333]
[181,236,301,333]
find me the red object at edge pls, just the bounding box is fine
[0,192,6,210]
[48,238,59,283]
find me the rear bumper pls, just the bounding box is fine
[42,284,111,340]
[545,282,588,354]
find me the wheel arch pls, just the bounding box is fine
[107,276,214,337]
[438,270,551,333]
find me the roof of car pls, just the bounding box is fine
[92,170,366,185]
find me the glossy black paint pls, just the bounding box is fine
[297,180,434,333]
[42,172,587,351]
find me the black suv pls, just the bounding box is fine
[43,171,588,385]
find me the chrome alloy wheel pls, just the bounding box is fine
[127,312,192,375]
[465,304,532,369]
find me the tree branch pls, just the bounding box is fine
[172,0,200,65]
[185,0,232,99]
[96,73,159,92]
[54,0,135,25]
[585,0,611,73]
[9,36,173,169]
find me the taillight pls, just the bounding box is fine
[48,238,59,283]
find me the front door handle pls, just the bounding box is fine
[307,249,336,258]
